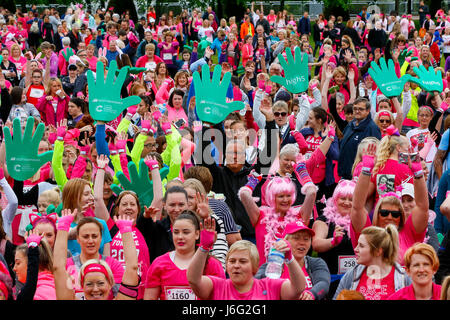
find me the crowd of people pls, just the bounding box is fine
[1,1,450,301]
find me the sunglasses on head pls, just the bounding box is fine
[274,112,287,117]
[379,209,401,218]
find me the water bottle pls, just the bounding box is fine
[265,246,285,279]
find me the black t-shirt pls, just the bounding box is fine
[315,215,355,275]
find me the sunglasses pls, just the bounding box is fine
[379,209,401,218]
[379,119,391,124]
[274,112,287,117]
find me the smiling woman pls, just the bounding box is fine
[388,243,442,300]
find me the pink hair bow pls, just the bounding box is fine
[385,125,400,137]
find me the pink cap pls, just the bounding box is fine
[282,221,315,238]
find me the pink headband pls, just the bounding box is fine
[29,212,58,231]
[81,263,110,285]
[378,111,391,118]
[380,191,401,200]
[419,106,434,115]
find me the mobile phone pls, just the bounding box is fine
[174,118,186,129]
[398,152,409,164]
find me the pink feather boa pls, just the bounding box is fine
[260,206,302,259]
[322,198,351,235]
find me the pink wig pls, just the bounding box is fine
[322,179,356,234]
[264,176,297,208]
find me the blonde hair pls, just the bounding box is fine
[333,66,347,78]
[372,134,408,176]
[272,100,289,112]
[79,259,114,287]
[183,178,207,195]
[441,275,450,300]
[45,78,63,96]
[351,137,380,176]
[38,188,61,208]
[372,196,406,231]
[374,110,395,128]
[226,240,259,274]
[404,243,439,272]
[361,225,399,266]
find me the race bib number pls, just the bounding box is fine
[29,88,44,98]
[165,287,197,300]
[163,53,173,61]
[338,255,357,274]
[145,61,156,71]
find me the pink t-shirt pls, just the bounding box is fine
[86,55,98,71]
[356,265,396,300]
[387,283,442,300]
[371,159,413,203]
[9,56,27,76]
[350,214,426,265]
[207,276,286,300]
[281,265,313,291]
[66,255,124,300]
[145,251,225,300]
[110,226,150,299]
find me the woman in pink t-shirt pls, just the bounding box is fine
[334,225,409,300]
[351,142,429,265]
[166,89,188,126]
[187,222,306,300]
[144,212,225,300]
[93,154,166,299]
[369,126,414,203]
[53,211,140,300]
[388,243,441,300]
[238,166,317,266]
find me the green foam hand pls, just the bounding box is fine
[270,47,309,94]
[409,65,443,93]
[61,47,74,62]
[3,117,53,181]
[197,37,211,58]
[111,159,169,208]
[46,203,63,217]
[0,55,3,64]
[193,64,245,124]
[87,60,142,122]
[115,66,148,76]
[368,58,409,98]
[398,48,413,67]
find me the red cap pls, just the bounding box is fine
[282,221,315,238]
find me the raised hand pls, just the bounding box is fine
[368,57,410,98]
[409,65,443,93]
[270,47,309,94]
[196,192,210,219]
[199,216,216,251]
[111,159,169,208]
[97,154,109,169]
[87,60,142,122]
[143,205,161,222]
[61,47,74,62]
[193,63,245,124]
[3,117,53,181]
[114,214,134,234]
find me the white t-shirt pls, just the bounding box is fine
[443,34,450,53]
[406,127,437,170]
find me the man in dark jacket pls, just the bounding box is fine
[198,108,277,242]
[338,97,381,180]
[297,11,311,36]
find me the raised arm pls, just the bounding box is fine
[351,143,376,233]
[93,154,111,222]
[409,149,429,234]
[53,210,77,300]
[114,215,140,300]
[186,217,215,300]
[237,171,262,226]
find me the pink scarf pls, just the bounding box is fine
[322,198,351,235]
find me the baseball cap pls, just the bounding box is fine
[275,90,292,103]
[68,63,77,71]
[401,183,414,199]
[282,221,315,238]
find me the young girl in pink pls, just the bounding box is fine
[144,212,225,300]
[241,35,254,68]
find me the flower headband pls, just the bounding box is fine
[380,191,401,200]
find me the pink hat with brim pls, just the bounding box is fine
[282,221,315,238]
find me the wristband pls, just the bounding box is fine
[161,122,172,135]
[115,219,133,234]
[80,145,90,156]
[199,246,210,253]
[145,160,159,171]
[116,140,127,154]
[57,215,75,232]
[284,256,295,264]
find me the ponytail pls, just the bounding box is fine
[362,224,400,265]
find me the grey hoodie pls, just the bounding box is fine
[333,262,411,300]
